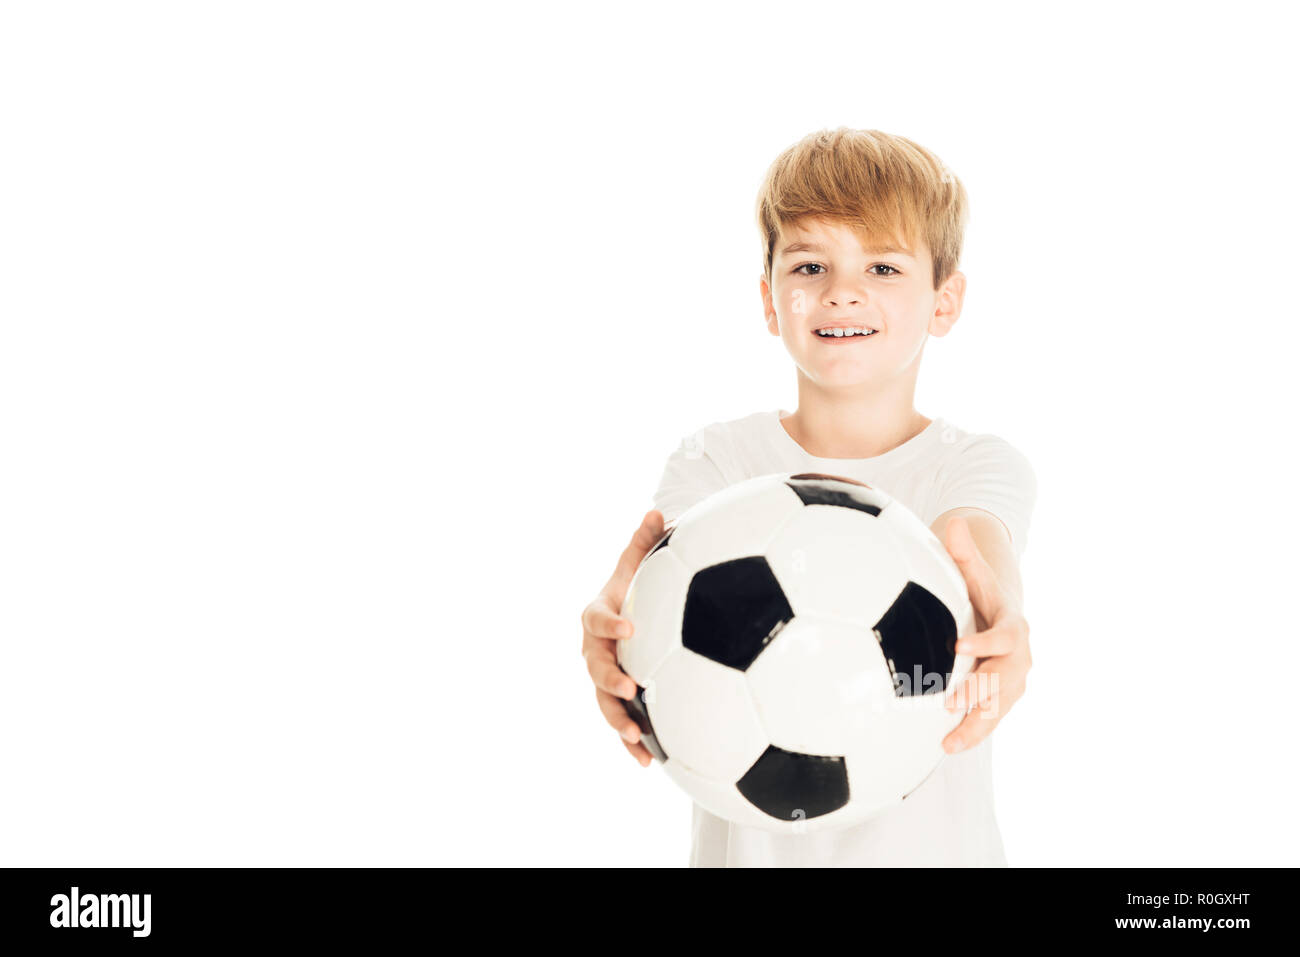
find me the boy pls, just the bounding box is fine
[580,127,1037,867]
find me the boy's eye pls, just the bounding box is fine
[792,263,900,277]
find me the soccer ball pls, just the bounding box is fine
[618,472,976,834]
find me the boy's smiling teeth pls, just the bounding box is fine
[815,327,878,337]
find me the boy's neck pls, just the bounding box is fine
[780,392,931,459]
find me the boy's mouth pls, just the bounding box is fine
[813,327,879,341]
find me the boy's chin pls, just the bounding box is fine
[796,366,887,389]
[789,344,898,386]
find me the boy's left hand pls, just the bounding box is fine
[938,515,1031,754]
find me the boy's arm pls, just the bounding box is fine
[930,507,1023,613]
[929,507,1032,754]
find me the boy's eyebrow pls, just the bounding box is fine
[779,241,912,257]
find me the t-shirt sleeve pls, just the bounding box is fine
[651,431,732,525]
[932,434,1039,560]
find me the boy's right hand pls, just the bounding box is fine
[581,509,673,768]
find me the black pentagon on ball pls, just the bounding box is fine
[874,580,958,695]
[622,685,667,763]
[682,556,794,671]
[736,744,850,821]
[784,476,882,515]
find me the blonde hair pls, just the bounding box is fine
[755,127,968,291]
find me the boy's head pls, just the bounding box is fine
[755,128,969,391]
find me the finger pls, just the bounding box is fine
[944,516,1007,629]
[954,624,1017,658]
[607,510,668,594]
[944,676,1026,753]
[943,675,1016,752]
[581,595,635,643]
[586,648,637,700]
[946,676,1024,736]
[622,737,653,767]
[943,660,1005,713]
[943,696,1002,753]
[596,686,644,739]
[999,680,1026,713]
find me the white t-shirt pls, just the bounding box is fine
[649,408,1038,867]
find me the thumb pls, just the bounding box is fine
[944,516,1004,625]
[944,514,979,562]
[609,510,667,595]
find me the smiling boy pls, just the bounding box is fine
[580,127,1037,867]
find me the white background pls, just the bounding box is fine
[2,1,1296,866]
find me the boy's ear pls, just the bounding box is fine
[929,269,966,337]
[760,274,780,336]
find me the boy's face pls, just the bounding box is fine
[760,216,965,391]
